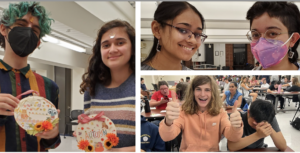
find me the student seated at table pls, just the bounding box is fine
[228,99,287,151]
[281,77,292,87]
[285,77,300,107]
[250,76,259,86]
[150,81,176,110]
[159,76,243,152]
[221,82,242,109]
[176,82,189,105]
[141,115,165,152]
[266,81,285,110]
[261,79,270,88]
[223,78,230,93]
[241,77,258,101]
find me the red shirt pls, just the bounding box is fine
[151,90,174,110]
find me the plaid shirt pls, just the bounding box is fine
[0,59,61,151]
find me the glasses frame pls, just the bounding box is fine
[161,22,208,43]
[246,29,290,43]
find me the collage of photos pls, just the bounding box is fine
[0,0,300,153]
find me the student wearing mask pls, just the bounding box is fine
[159,76,243,152]
[0,2,61,151]
[246,2,300,70]
[141,2,207,70]
[228,100,286,151]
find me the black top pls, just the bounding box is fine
[240,112,280,149]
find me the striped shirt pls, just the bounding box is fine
[84,73,135,148]
[0,59,60,151]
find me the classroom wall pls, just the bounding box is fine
[141,40,153,61]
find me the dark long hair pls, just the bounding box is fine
[246,2,300,63]
[80,19,135,96]
[141,2,205,66]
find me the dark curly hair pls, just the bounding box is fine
[246,2,300,63]
[80,19,135,96]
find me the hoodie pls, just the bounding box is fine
[159,109,243,152]
[141,116,165,152]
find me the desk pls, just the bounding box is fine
[267,92,300,113]
[141,109,166,120]
[238,146,294,152]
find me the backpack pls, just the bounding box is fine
[291,117,300,131]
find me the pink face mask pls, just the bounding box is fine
[250,34,293,69]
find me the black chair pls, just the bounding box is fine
[152,83,158,91]
[64,109,84,138]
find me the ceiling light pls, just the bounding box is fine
[43,35,59,44]
[42,35,86,53]
[58,41,86,52]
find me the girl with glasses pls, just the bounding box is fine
[141,2,207,70]
[246,2,300,70]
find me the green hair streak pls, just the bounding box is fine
[1,1,54,38]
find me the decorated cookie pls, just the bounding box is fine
[14,90,59,136]
[76,112,119,152]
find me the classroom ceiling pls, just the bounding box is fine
[0,1,135,54]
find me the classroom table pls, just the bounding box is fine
[141,108,166,120]
[253,87,268,97]
[238,146,294,152]
[267,92,300,113]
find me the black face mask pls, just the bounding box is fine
[7,26,39,57]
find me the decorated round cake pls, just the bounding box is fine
[14,95,59,135]
[76,112,118,152]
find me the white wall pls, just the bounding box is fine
[141,40,153,61]
[192,44,205,62]
[71,67,85,110]
[71,67,85,131]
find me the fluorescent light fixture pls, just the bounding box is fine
[42,35,86,53]
[58,41,86,52]
[43,35,59,44]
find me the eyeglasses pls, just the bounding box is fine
[162,22,207,43]
[246,29,290,43]
[160,88,168,91]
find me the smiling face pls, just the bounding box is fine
[194,83,212,110]
[158,8,202,61]
[100,27,132,70]
[159,85,169,96]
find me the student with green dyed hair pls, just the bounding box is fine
[0,2,61,151]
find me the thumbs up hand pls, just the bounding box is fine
[165,102,180,126]
[230,101,242,128]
